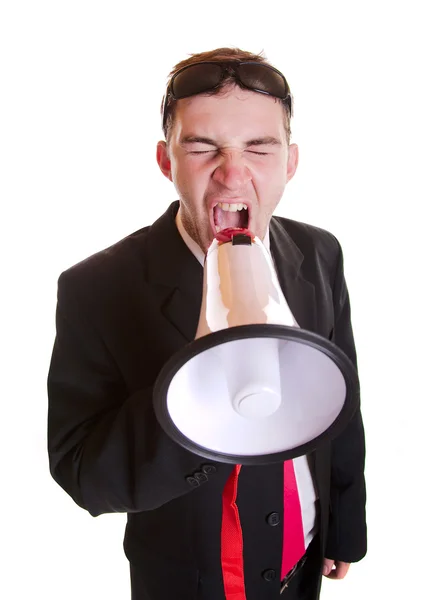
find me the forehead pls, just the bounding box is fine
[172,87,287,144]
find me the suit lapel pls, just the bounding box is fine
[269,217,317,333]
[162,285,202,342]
[146,202,203,342]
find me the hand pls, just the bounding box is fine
[322,558,350,579]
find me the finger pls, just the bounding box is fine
[327,561,350,580]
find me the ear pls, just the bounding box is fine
[156,141,173,181]
[286,143,299,182]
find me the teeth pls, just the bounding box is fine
[217,202,248,211]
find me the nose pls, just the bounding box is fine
[212,150,252,190]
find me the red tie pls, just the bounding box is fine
[221,465,246,600]
[281,459,306,579]
[221,461,306,599]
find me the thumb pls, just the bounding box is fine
[323,558,335,576]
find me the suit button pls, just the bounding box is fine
[262,569,277,582]
[186,476,200,488]
[266,512,281,526]
[194,472,208,484]
[201,464,217,475]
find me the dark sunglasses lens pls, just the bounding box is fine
[172,63,223,98]
[238,64,289,99]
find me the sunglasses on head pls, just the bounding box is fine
[162,61,293,133]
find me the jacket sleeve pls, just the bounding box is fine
[325,239,367,563]
[47,271,226,517]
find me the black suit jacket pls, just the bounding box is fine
[48,201,366,600]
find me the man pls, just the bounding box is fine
[48,48,367,599]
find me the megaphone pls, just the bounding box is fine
[153,228,359,465]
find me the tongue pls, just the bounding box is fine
[214,206,244,229]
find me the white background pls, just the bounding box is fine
[1,1,423,598]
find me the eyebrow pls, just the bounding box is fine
[180,135,282,147]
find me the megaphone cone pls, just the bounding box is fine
[154,228,359,464]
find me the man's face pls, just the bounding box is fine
[157,85,299,253]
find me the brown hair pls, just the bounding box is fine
[161,47,292,143]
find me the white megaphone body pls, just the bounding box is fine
[153,228,359,464]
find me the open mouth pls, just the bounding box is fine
[213,202,249,233]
